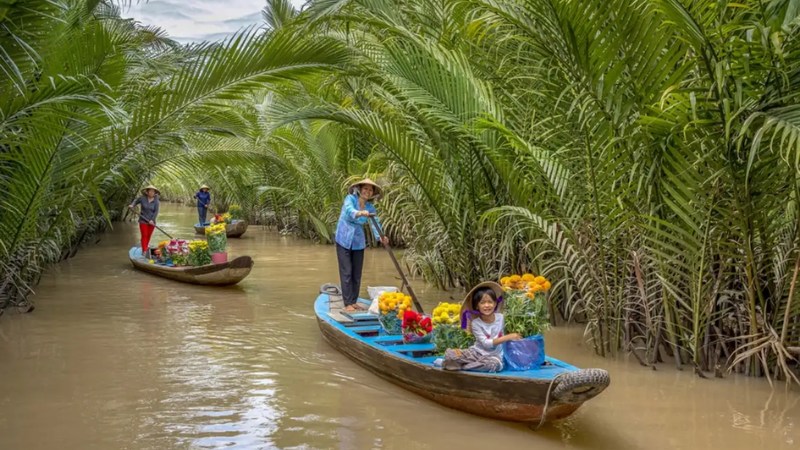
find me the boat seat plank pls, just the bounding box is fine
[369,335,404,344]
[343,312,379,321]
[387,343,436,353]
[343,320,379,328]
[327,312,354,323]
[348,325,382,334]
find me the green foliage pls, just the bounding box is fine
[188,247,211,267]
[503,292,550,337]
[7,0,800,384]
[432,325,475,355]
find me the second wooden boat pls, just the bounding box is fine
[193,220,248,238]
[128,247,253,286]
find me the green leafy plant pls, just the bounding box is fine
[432,325,475,356]
[503,291,550,337]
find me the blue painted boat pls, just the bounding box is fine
[315,291,610,425]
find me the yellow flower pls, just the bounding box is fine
[509,274,521,284]
[543,280,552,291]
[534,275,546,284]
[531,284,543,293]
[522,273,535,282]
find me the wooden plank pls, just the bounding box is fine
[348,325,382,334]
[327,312,354,323]
[369,335,404,344]
[387,343,436,353]
[343,312,379,321]
[343,320,379,328]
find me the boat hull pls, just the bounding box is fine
[315,293,609,424]
[128,247,253,286]
[194,220,248,238]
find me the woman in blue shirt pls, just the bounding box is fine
[335,178,389,313]
[194,185,211,225]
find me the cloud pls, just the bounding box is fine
[123,0,307,44]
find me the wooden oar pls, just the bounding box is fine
[369,215,424,314]
[129,208,174,239]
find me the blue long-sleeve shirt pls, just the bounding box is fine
[334,194,381,250]
[194,191,211,208]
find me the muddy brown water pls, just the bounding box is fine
[0,205,797,449]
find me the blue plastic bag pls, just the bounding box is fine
[503,334,545,371]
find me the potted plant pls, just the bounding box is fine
[205,222,228,263]
[229,204,243,220]
[167,239,189,266]
[401,310,433,343]
[499,273,552,370]
[188,240,211,266]
[431,302,475,354]
[377,291,412,335]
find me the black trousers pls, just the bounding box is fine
[336,243,365,306]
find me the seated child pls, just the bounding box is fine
[441,281,521,372]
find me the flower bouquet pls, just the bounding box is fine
[166,239,189,266]
[377,292,412,335]
[499,273,551,370]
[205,222,227,263]
[431,302,475,355]
[229,204,242,219]
[401,310,432,344]
[188,240,211,266]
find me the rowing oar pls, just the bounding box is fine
[128,207,174,239]
[369,215,424,314]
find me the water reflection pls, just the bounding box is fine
[0,204,797,449]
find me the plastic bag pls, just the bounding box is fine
[367,286,398,315]
[503,334,545,371]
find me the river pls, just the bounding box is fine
[0,204,797,449]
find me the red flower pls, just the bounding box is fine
[420,317,431,329]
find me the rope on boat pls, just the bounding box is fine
[536,373,565,430]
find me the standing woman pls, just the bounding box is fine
[194,184,211,225]
[334,178,389,313]
[128,185,160,258]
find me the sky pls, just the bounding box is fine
[123,0,308,43]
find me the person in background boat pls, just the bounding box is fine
[334,178,389,313]
[441,281,521,372]
[128,185,160,258]
[194,184,211,225]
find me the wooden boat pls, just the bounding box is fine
[194,220,248,238]
[314,289,610,425]
[128,247,253,286]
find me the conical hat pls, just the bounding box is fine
[199,184,210,191]
[141,185,160,196]
[348,178,383,200]
[459,281,504,330]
